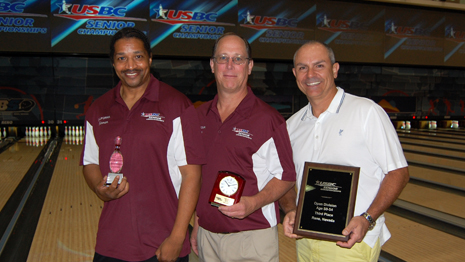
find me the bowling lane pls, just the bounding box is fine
[400,132,465,188]
[399,137,465,151]
[399,132,465,216]
[398,183,465,218]
[26,143,102,262]
[0,138,46,211]
[382,129,465,260]
[25,141,298,262]
[278,223,297,262]
[382,212,465,262]
[403,151,465,170]
[398,132,465,145]
[402,143,465,158]
[419,128,465,137]
[408,165,465,189]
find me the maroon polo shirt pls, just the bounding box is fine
[80,75,204,261]
[196,87,296,233]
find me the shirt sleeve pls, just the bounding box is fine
[269,121,296,182]
[364,104,408,174]
[179,105,206,165]
[81,120,99,166]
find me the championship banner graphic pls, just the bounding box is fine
[149,0,236,57]
[0,0,50,52]
[51,0,148,53]
[237,0,315,60]
[384,7,444,66]
[315,1,384,63]
[444,13,465,67]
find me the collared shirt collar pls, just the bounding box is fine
[206,86,255,120]
[301,87,345,121]
[114,74,159,105]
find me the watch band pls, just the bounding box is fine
[361,212,376,231]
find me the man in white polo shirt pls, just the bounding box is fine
[280,40,409,262]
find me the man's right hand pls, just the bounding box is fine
[283,210,302,239]
[83,164,129,202]
[190,214,200,256]
[95,175,129,201]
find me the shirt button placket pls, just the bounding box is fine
[314,121,320,151]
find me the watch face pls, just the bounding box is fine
[219,176,239,196]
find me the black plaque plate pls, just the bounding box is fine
[293,162,359,242]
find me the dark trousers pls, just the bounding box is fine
[93,252,189,262]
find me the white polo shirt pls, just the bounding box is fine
[286,87,407,247]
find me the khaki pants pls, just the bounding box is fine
[296,238,381,262]
[197,226,279,262]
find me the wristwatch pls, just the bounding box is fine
[361,212,376,231]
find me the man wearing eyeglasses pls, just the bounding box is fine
[190,32,296,262]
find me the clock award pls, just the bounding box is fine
[209,171,245,207]
[107,136,124,185]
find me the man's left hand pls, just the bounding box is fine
[218,196,256,219]
[155,235,184,262]
[336,216,370,248]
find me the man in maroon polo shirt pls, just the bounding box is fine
[190,32,296,262]
[80,28,204,262]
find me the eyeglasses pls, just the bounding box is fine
[212,55,250,65]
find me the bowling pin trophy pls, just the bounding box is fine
[209,171,245,207]
[107,136,124,185]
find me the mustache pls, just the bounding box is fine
[305,77,321,83]
[122,69,142,74]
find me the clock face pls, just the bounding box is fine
[219,176,239,196]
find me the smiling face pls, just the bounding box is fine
[293,43,339,104]
[112,37,152,91]
[210,35,253,95]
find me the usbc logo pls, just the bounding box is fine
[241,10,298,30]
[447,27,465,40]
[0,2,25,13]
[241,10,299,30]
[386,21,431,36]
[153,4,218,25]
[317,15,369,32]
[55,0,128,20]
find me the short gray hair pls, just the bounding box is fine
[293,40,336,66]
[212,32,252,59]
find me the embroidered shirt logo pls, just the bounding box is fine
[339,129,344,136]
[98,116,110,125]
[141,112,165,122]
[232,127,253,140]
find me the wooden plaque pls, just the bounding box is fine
[293,162,359,242]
